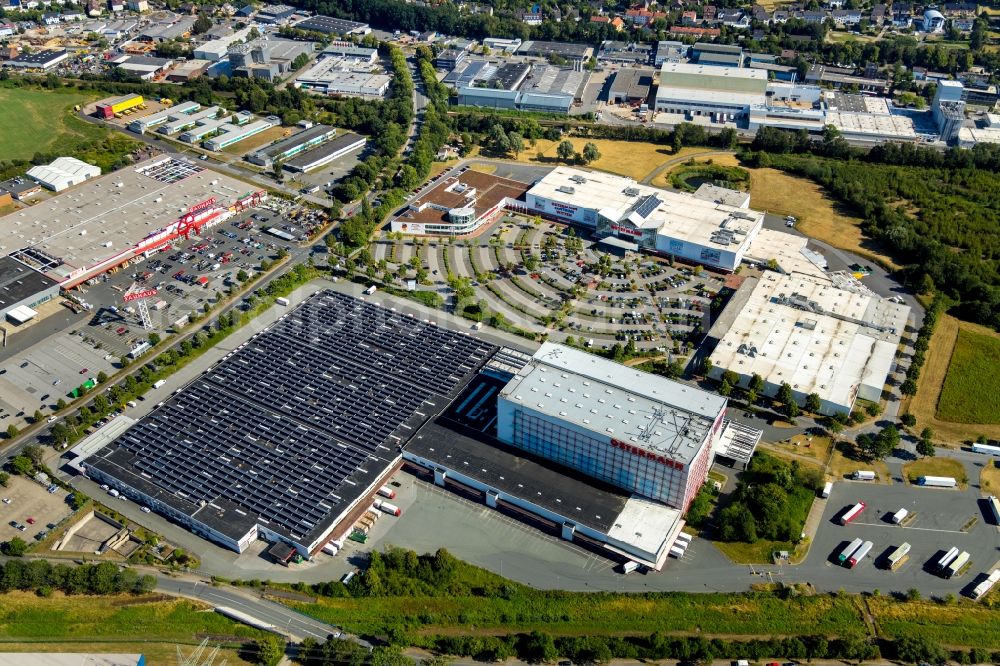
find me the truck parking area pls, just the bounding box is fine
[808,480,1000,594]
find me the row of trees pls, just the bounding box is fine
[0,560,155,596]
[745,134,1000,331]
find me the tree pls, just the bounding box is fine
[192,14,212,34]
[721,370,740,387]
[556,140,575,162]
[805,392,822,413]
[900,412,917,427]
[718,379,733,397]
[700,357,713,376]
[786,400,801,419]
[581,142,601,164]
[237,269,249,282]
[50,422,69,444]
[6,424,18,440]
[507,131,524,159]
[2,537,28,557]
[56,398,67,411]
[148,333,161,346]
[777,382,794,406]
[916,438,935,457]
[255,636,286,666]
[749,373,765,393]
[0,471,9,487]
[32,410,43,424]
[23,445,44,467]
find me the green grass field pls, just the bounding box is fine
[936,327,1000,424]
[0,592,265,643]
[0,87,105,161]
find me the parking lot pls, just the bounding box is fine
[805,480,1000,595]
[0,198,322,430]
[369,216,727,353]
[0,475,73,545]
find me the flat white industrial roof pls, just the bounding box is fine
[607,495,682,556]
[659,61,768,80]
[501,342,726,464]
[744,228,827,278]
[529,167,764,251]
[827,111,917,139]
[656,86,766,107]
[709,271,909,408]
[0,157,251,280]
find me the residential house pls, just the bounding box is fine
[870,3,886,25]
[681,10,697,25]
[831,8,862,26]
[624,8,666,25]
[669,25,720,37]
[802,10,828,23]
[518,9,544,25]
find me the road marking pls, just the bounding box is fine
[851,520,966,534]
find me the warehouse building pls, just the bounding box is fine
[95,93,144,119]
[127,100,201,133]
[255,3,296,23]
[321,41,377,62]
[0,155,266,288]
[0,256,60,324]
[7,48,71,69]
[525,167,765,272]
[228,37,311,81]
[294,57,392,98]
[294,14,370,35]
[246,124,336,168]
[203,119,275,151]
[193,27,252,61]
[655,62,768,120]
[608,68,654,104]
[27,157,101,192]
[178,117,232,143]
[454,63,588,114]
[707,271,910,415]
[390,170,531,235]
[86,291,495,556]
[517,39,593,62]
[156,105,224,135]
[498,342,728,513]
[283,132,366,172]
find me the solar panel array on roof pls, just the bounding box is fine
[88,290,497,548]
[633,194,662,219]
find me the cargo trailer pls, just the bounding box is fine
[935,546,960,572]
[917,475,957,488]
[822,481,833,498]
[669,546,685,558]
[972,442,1000,456]
[374,499,402,516]
[847,540,873,568]
[887,542,911,570]
[840,501,866,525]
[972,570,1000,600]
[944,551,970,579]
[852,470,876,481]
[838,538,864,564]
[377,485,396,499]
[891,508,909,524]
[988,495,1000,525]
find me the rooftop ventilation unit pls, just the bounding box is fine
[623,186,640,196]
[569,175,587,184]
[556,185,576,194]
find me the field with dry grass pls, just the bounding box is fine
[222,125,291,156]
[902,457,969,487]
[527,137,678,182]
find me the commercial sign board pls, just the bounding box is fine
[611,223,642,237]
[123,288,158,302]
[611,437,684,470]
[188,197,217,215]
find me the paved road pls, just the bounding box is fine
[155,575,339,642]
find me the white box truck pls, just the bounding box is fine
[152,379,166,389]
[852,470,876,481]
[276,297,290,306]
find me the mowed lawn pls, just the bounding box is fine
[936,327,1000,424]
[0,87,104,161]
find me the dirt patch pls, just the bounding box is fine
[981,462,1000,495]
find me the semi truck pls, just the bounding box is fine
[918,475,957,488]
[838,538,864,564]
[972,442,1000,455]
[944,551,971,579]
[935,547,960,573]
[887,542,911,570]
[852,470,877,481]
[377,485,396,499]
[374,499,402,516]
[847,540,873,568]
[840,501,866,525]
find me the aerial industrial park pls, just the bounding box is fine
[0,0,999,662]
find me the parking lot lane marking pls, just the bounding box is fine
[851,520,967,534]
